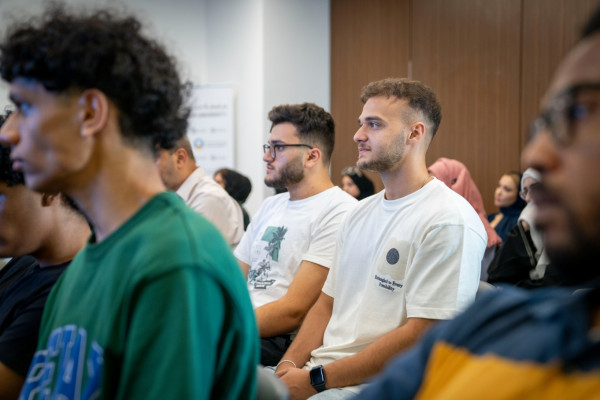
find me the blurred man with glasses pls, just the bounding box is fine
[360,9,600,399]
[235,103,357,367]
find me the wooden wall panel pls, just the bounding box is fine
[520,0,600,149]
[330,0,599,212]
[330,0,410,191]
[412,0,522,213]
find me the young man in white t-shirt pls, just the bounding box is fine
[274,78,487,399]
[235,103,357,366]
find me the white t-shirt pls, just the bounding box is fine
[306,179,486,385]
[176,166,244,248]
[234,186,357,309]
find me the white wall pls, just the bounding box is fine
[0,0,330,215]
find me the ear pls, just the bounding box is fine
[78,89,110,138]
[407,122,426,144]
[304,147,322,169]
[173,148,188,168]
[40,193,58,207]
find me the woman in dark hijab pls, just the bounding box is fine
[487,171,527,242]
[341,166,375,201]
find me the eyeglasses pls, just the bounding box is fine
[519,182,542,201]
[342,166,364,177]
[530,82,600,145]
[263,143,313,159]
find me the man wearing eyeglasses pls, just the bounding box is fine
[359,9,600,399]
[274,79,486,399]
[234,103,357,367]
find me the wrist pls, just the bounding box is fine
[309,365,327,392]
[275,359,296,372]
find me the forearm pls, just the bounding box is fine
[0,362,25,400]
[258,261,329,339]
[323,318,437,388]
[255,301,304,337]
[276,292,333,371]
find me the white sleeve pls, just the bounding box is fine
[320,215,348,299]
[302,202,354,268]
[404,224,484,320]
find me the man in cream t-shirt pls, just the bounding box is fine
[275,79,486,399]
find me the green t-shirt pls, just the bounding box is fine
[20,192,258,399]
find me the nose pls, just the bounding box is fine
[263,149,273,163]
[0,113,20,146]
[521,130,560,178]
[354,125,367,143]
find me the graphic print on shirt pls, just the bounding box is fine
[373,239,411,293]
[248,226,288,289]
[20,325,103,399]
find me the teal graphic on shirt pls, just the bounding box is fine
[248,225,288,289]
[262,226,288,261]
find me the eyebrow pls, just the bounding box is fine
[358,116,384,124]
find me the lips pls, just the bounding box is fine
[358,146,370,155]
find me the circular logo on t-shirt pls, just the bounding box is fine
[386,248,400,265]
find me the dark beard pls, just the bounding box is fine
[264,160,304,189]
[538,193,600,288]
[357,138,406,173]
[358,158,394,173]
[546,237,600,288]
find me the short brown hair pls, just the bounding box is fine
[360,78,442,141]
[268,103,335,164]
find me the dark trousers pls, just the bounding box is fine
[260,334,293,367]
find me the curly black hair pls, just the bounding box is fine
[0,111,24,186]
[0,5,190,150]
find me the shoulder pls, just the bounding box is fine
[422,180,486,231]
[251,192,289,220]
[115,193,235,272]
[317,186,358,212]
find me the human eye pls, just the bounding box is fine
[275,144,285,151]
[15,101,32,116]
[567,101,595,123]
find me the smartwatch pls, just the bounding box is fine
[309,365,327,393]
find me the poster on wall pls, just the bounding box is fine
[186,84,235,178]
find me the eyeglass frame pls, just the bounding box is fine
[262,143,313,159]
[529,82,600,145]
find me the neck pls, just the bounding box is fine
[379,155,430,200]
[68,146,166,243]
[286,170,334,201]
[176,164,199,190]
[35,212,91,268]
